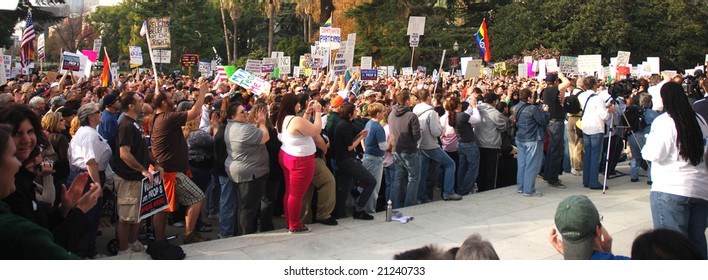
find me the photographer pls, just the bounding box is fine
[691,71,708,121]
[579,76,616,189]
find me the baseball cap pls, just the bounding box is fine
[363,90,375,98]
[49,96,66,107]
[330,95,344,108]
[102,94,119,107]
[554,195,600,260]
[545,73,559,83]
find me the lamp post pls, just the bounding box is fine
[451,41,460,74]
[453,41,459,52]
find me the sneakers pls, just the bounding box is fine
[630,178,639,182]
[289,226,310,234]
[517,190,523,194]
[353,210,374,220]
[172,221,185,228]
[442,193,463,201]
[316,216,338,226]
[130,241,146,252]
[523,192,543,197]
[117,250,131,256]
[183,231,211,244]
[197,222,213,232]
[548,181,566,189]
[571,169,582,176]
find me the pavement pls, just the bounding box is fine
[102,161,703,260]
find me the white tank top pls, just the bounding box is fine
[278,115,316,156]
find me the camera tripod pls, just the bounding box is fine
[601,98,646,194]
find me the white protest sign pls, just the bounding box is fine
[617,51,630,66]
[401,67,413,76]
[559,56,578,75]
[313,43,329,59]
[361,56,372,69]
[346,33,356,68]
[332,53,347,76]
[577,54,602,75]
[0,56,6,85]
[37,34,45,60]
[319,27,341,49]
[407,16,425,35]
[523,56,533,64]
[410,33,419,47]
[545,59,558,73]
[110,63,119,82]
[518,64,527,78]
[151,49,171,64]
[93,38,102,53]
[387,66,395,77]
[293,66,301,77]
[647,57,660,74]
[279,56,291,74]
[271,51,284,58]
[245,59,262,74]
[538,59,547,79]
[1,55,11,79]
[129,46,143,67]
[148,17,171,49]
[460,57,473,76]
[229,69,270,96]
[60,51,89,78]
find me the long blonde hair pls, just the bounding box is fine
[69,116,80,137]
[41,112,63,133]
[182,118,200,138]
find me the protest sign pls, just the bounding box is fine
[332,53,347,76]
[180,54,199,67]
[198,60,212,76]
[410,33,419,47]
[361,69,377,80]
[464,59,483,78]
[662,70,677,79]
[271,51,284,58]
[152,49,171,64]
[261,63,275,73]
[279,56,291,74]
[545,59,558,73]
[345,33,356,68]
[93,38,102,53]
[1,55,10,79]
[523,56,533,64]
[378,66,388,77]
[577,54,602,75]
[148,17,171,49]
[229,68,270,96]
[559,56,578,75]
[0,58,5,85]
[81,50,98,63]
[361,56,372,69]
[387,66,395,77]
[37,34,45,60]
[617,51,631,66]
[401,67,413,76]
[319,27,341,49]
[416,66,427,78]
[460,57,473,76]
[61,52,81,72]
[518,64,527,78]
[407,16,425,35]
[46,71,57,83]
[129,46,143,68]
[245,59,262,74]
[647,57,660,74]
[293,66,301,77]
[139,171,169,221]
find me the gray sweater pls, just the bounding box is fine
[413,102,443,150]
[388,104,421,154]
[474,102,509,149]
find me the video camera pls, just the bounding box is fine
[608,77,641,99]
[684,69,704,98]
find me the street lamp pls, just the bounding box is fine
[453,41,459,52]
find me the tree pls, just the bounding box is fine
[0,1,65,49]
[260,0,282,55]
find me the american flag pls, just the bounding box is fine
[140,21,148,37]
[20,10,35,68]
[212,47,222,66]
[212,65,227,90]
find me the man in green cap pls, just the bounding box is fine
[549,195,630,260]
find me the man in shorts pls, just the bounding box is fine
[151,79,209,244]
[113,92,163,254]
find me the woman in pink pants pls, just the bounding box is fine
[276,93,322,233]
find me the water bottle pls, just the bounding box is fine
[386,200,393,222]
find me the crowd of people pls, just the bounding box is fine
[1,61,707,259]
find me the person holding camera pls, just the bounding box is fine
[578,77,616,189]
[515,88,549,197]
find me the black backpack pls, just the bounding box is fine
[563,94,582,114]
[623,104,647,132]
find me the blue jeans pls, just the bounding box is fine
[582,133,604,188]
[419,147,456,200]
[563,125,572,173]
[207,174,221,216]
[361,154,384,213]
[392,152,420,209]
[217,175,237,238]
[457,142,480,195]
[383,164,396,203]
[66,169,105,258]
[544,121,565,183]
[628,132,651,181]
[516,140,544,195]
[650,191,708,259]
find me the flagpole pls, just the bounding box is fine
[432,49,446,96]
[144,21,160,89]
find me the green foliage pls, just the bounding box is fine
[0,1,65,48]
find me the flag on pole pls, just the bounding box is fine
[20,10,36,68]
[140,20,148,37]
[101,50,112,87]
[474,19,491,62]
[213,47,222,66]
[212,66,227,90]
[323,15,332,27]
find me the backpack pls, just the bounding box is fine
[623,104,647,132]
[563,94,582,114]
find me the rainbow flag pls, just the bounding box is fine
[323,16,332,27]
[474,19,491,62]
[100,51,112,87]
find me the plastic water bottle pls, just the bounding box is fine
[386,200,393,222]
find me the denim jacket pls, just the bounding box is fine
[514,101,549,143]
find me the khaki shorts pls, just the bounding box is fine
[114,174,142,223]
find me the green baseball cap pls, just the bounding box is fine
[554,195,600,260]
